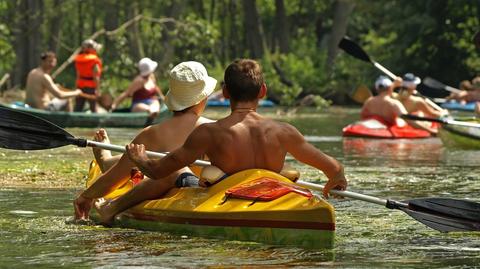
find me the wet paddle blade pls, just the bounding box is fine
[407,198,480,222]
[0,106,77,150]
[338,36,372,63]
[400,207,480,232]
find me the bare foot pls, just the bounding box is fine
[73,194,94,220]
[92,129,112,172]
[95,199,116,227]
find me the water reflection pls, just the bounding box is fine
[342,137,443,165]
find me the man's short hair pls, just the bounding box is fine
[224,59,264,102]
[40,51,56,60]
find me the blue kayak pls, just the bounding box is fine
[207,99,275,107]
[441,102,476,112]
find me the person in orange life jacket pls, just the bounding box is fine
[110,58,165,125]
[74,39,102,113]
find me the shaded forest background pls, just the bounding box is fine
[0,0,479,106]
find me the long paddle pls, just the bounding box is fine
[401,114,480,128]
[338,36,444,111]
[423,77,462,94]
[0,106,479,232]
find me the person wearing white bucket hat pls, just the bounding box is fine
[396,73,448,129]
[111,57,166,126]
[73,61,217,221]
[165,61,217,111]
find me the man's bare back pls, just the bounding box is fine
[361,95,406,125]
[195,111,289,174]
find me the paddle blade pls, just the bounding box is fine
[350,85,373,104]
[401,198,480,232]
[423,77,446,90]
[400,207,480,232]
[408,198,480,222]
[338,36,372,63]
[0,106,77,150]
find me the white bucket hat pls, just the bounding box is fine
[165,61,217,111]
[81,39,102,51]
[402,73,421,88]
[138,57,158,76]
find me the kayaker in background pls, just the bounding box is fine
[396,73,447,134]
[25,51,83,111]
[110,57,165,126]
[361,75,407,126]
[73,61,217,221]
[74,39,102,113]
[446,76,480,104]
[397,73,448,118]
[95,59,348,225]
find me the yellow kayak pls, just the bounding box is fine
[87,161,335,248]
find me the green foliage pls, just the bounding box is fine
[1,0,479,106]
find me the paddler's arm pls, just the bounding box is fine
[280,123,347,198]
[127,125,211,180]
[44,74,82,99]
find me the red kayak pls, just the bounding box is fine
[342,116,433,139]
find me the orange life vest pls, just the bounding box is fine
[75,52,102,88]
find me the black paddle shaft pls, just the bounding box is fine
[0,106,87,150]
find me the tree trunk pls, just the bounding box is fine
[228,0,239,58]
[326,0,354,73]
[103,0,119,61]
[48,0,63,53]
[157,2,186,71]
[242,0,264,59]
[274,0,289,53]
[126,1,145,60]
[11,0,43,87]
[209,0,216,23]
[78,1,84,45]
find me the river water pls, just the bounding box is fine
[0,107,479,268]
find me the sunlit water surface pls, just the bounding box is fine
[0,107,479,268]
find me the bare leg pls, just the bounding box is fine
[92,129,119,172]
[66,99,74,112]
[96,169,186,226]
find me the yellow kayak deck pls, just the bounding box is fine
[87,161,335,248]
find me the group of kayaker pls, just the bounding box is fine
[361,73,448,135]
[25,39,164,123]
[74,59,349,224]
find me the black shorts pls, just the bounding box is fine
[175,173,199,187]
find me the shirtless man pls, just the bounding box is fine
[361,75,407,126]
[447,77,480,104]
[397,73,448,133]
[25,51,83,111]
[96,59,348,224]
[73,61,217,220]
